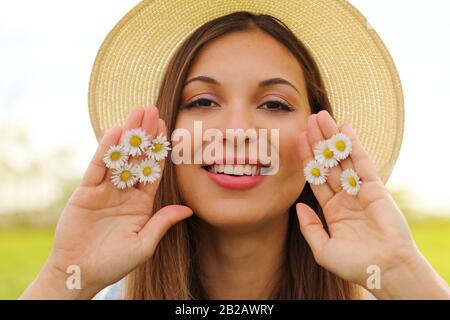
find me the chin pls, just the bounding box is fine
[190,199,281,234]
[176,165,300,233]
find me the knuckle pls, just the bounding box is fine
[91,158,106,170]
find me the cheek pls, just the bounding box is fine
[174,164,197,201]
[278,126,306,187]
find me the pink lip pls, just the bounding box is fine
[204,168,266,190]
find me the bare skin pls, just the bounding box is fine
[196,211,289,299]
[20,107,193,299]
[20,30,449,300]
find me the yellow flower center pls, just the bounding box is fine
[310,168,321,177]
[110,151,121,161]
[120,170,132,181]
[130,135,142,147]
[348,176,357,187]
[152,142,163,153]
[323,148,334,159]
[143,166,152,176]
[336,140,346,152]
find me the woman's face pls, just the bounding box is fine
[174,30,311,232]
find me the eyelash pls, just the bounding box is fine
[181,98,295,112]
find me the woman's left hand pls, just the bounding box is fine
[296,110,449,299]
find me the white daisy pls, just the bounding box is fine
[314,140,339,168]
[103,144,128,169]
[304,159,329,185]
[135,158,161,184]
[329,133,352,160]
[120,128,150,157]
[111,163,138,189]
[340,168,362,195]
[146,133,171,161]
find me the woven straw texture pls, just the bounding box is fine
[88,0,404,183]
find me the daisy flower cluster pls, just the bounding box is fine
[102,128,171,189]
[304,132,362,195]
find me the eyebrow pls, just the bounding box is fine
[183,75,300,94]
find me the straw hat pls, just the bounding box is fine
[88,0,404,184]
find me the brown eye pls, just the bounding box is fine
[182,98,217,109]
[259,100,294,112]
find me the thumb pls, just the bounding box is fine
[296,203,329,264]
[138,205,193,257]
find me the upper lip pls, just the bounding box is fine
[201,157,271,167]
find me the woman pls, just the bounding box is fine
[20,8,448,299]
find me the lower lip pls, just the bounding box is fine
[203,168,266,190]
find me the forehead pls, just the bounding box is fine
[187,30,305,82]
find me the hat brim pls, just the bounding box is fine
[88,0,404,184]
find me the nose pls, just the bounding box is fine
[225,100,253,126]
[220,102,258,141]
[215,102,259,160]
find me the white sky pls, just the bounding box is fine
[0,1,449,215]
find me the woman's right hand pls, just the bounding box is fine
[20,106,193,299]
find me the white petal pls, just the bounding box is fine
[304,160,328,185]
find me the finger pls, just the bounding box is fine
[104,107,146,182]
[299,130,334,207]
[127,106,159,168]
[340,123,381,183]
[336,123,355,172]
[296,202,329,265]
[138,205,193,257]
[138,118,168,195]
[339,123,387,207]
[80,126,123,187]
[141,105,159,139]
[316,112,356,171]
[309,112,343,193]
[124,106,145,130]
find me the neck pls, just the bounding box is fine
[196,212,289,299]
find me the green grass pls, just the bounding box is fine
[0,228,54,299]
[0,219,449,299]
[409,218,450,282]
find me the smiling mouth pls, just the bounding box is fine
[202,163,267,190]
[202,164,263,176]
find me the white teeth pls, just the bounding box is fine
[233,165,244,175]
[206,164,260,176]
[224,164,234,174]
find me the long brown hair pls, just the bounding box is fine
[126,11,359,299]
